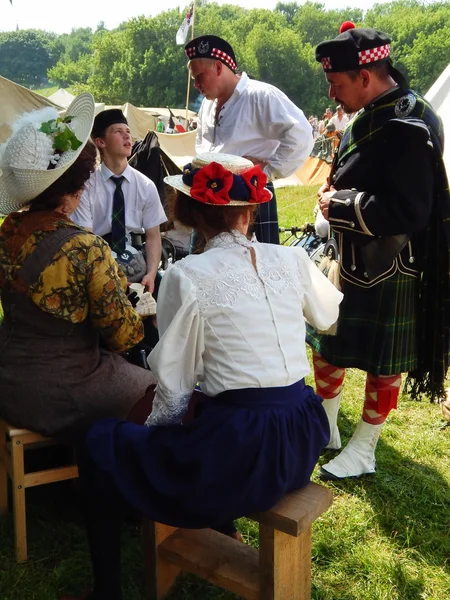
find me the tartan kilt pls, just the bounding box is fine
[307,271,420,375]
[253,182,280,245]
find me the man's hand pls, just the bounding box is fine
[141,273,155,294]
[143,226,162,294]
[318,186,336,221]
[318,181,331,196]
[243,156,269,171]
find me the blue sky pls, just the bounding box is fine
[1,0,394,34]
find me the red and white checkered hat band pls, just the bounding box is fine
[211,48,236,70]
[186,46,196,59]
[358,43,390,65]
[321,57,332,70]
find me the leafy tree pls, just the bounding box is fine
[62,11,190,106]
[275,2,301,25]
[292,2,363,47]
[0,29,58,85]
[403,26,450,93]
[48,53,92,87]
[58,27,94,63]
[2,0,447,116]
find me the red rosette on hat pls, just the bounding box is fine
[190,162,233,205]
[241,166,272,204]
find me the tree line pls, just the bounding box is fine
[1,1,449,116]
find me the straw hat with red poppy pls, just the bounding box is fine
[164,153,272,206]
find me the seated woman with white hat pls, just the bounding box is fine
[61,152,343,600]
[0,93,155,441]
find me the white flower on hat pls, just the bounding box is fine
[0,106,59,170]
[1,124,55,170]
[0,92,95,215]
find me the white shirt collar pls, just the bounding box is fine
[100,162,132,183]
[234,72,249,97]
[205,230,253,251]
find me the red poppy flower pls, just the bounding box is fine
[190,162,233,205]
[242,166,271,204]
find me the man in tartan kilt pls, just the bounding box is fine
[309,23,450,479]
[185,35,313,244]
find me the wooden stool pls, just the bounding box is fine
[0,420,79,562]
[144,481,333,600]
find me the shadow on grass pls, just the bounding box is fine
[0,475,238,600]
[314,411,450,599]
[1,417,448,600]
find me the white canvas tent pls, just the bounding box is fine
[102,103,197,140]
[156,129,196,170]
[425,63,450,176]
[0,75,61,143]
[48,88,75,108]
[0,76,195,149]
[51,88,105,115]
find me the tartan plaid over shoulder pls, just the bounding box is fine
[338,92,450,401]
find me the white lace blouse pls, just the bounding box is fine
[145,231,342,426]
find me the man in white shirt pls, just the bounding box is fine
[72,109,167,293]
[327,105,349,133]
[185,35,313,244]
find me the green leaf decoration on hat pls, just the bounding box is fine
[39,115,82,155]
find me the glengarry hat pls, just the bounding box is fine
[315,23,408,87]
[0,92,95,214]
[185,35,237,72]
[92,108,128,139]
[164,153,272,206]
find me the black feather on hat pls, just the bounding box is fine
[185,35,237,72]
[92,109,128,138]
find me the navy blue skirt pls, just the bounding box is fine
[84,380,329,529]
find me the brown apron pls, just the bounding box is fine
[0,228,154,440]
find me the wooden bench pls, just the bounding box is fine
[143,481,333,600]
[0,420,79,562]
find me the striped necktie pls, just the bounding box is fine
[110,175,126,254]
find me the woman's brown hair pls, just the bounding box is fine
[172,191,257,239]
[28,140,97,212]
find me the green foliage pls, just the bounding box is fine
[57,27,94,63]
[3,1,450,114]
[47,53,92,88]
[275,1,301,25]
[39,115,82,153]
[292,1,364,47]
[0,29,59,86]
[403,26,450,91]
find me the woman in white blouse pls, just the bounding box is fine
[63,153,342,600]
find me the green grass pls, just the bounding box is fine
[0,188,449,599]
[277,184,319,230]
[32,85,59,97]
[33,85,75,98]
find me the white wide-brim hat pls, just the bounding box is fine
[164,152,272,206]
[0,92,95,214]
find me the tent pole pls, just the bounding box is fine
[185,0,196,125]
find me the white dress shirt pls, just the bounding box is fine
[146,231,342,426]
[195,73,314,180]
[328,114,349,132]
[71,163,167,238]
